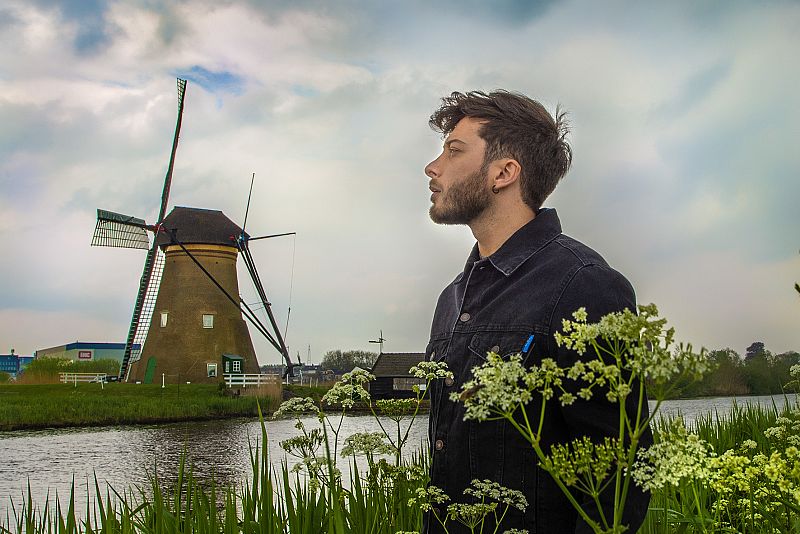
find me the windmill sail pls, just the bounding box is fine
[118,79,187,381]
[124,247,165,376]
[91,209,150,249]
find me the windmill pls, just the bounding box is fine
[369,330,386,354]
[91,79,299,383]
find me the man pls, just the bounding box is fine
[423,91,651,533]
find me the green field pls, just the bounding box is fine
[0,383,279,431]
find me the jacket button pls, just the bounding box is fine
[435,439,444,451]
[459,312,471,322]
[444,377,454,387]
[490,345,500,353]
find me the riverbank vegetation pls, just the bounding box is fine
[663,342,800,398]
[15,357,121,384]
[0,383,280,431]
[284,382,331,403]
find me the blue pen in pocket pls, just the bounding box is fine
[522,334,535,353]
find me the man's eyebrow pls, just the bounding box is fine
[444,138,467,147]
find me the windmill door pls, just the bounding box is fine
[143,357,157,384]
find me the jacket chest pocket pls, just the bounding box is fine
[467,329,539,364]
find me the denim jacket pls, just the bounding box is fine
[424,208,651,534]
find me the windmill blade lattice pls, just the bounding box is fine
[125,247,165,375]
[91,209,150,249]
[118,78,187,381]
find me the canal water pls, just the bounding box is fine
[0,394,796,520]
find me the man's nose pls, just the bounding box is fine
[425,157,439,179]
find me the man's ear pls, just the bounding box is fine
[491,158,522,192]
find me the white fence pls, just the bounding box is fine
[223,373,281,388]
[59,373,107,384]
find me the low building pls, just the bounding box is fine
[259,363,327,382]
[0,350,34,379]
[35,342,140,365]
[18,355,33,373]
[369,352,425,399]
[0,354,18,376]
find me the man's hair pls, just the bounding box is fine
[429,90,572,210]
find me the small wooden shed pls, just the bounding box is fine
[369,352,425,399]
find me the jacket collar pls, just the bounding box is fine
[455,208,563,282]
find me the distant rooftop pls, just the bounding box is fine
[371,352,425,377]
[36,342,141,353]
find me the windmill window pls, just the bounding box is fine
[202,314,214,329]
[160,312,168,328]
[232,360,241,373]
[207,363,217,378]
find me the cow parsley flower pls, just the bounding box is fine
[632,420,713,491]
[322,368,374,408]
[341,431,396,457]
[543,436,619,492]
[409,360,453,381]
[464,479,528,512]
[452,352,534,421]
[556,304,711,389]
[272,396,318,418]
[408,485,450,511]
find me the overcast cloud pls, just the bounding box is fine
[1,0,798,364]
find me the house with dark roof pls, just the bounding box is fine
[369,352,425,399]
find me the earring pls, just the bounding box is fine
[491,184,500,194]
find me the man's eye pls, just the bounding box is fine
[448,147,458,155]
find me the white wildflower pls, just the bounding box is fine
[452,353,534,421]
[341,431,396,457]
[632,421,714,491]
[409,360,453,381]
[273,396,318,418]
[322,369,374,408]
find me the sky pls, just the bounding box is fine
[1,0,798,365]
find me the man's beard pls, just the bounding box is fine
[429,164,492,225]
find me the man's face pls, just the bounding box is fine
[425,117,492,225]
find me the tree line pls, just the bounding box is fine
[665,342,800,398]
[319,350,378,373]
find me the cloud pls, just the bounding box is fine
[0,0,798,361]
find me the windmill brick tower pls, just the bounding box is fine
[126,206,260,384]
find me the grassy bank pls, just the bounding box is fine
[0,383,280,431]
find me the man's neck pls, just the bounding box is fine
[470,203,536,258]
